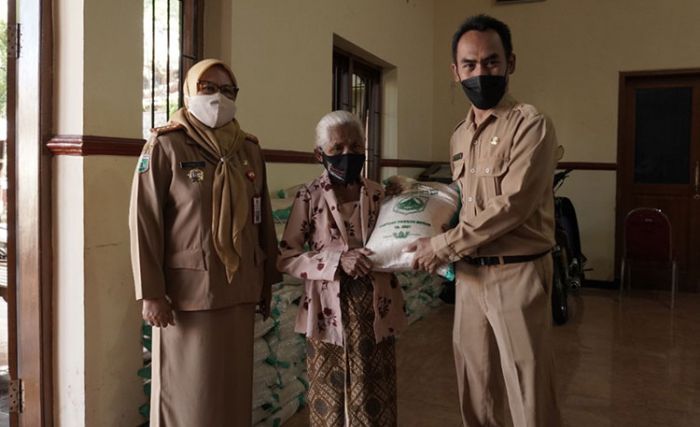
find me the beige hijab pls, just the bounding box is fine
[170,58,249,283]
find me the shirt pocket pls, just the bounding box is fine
[475,156,508,199]
[165,248,207,271]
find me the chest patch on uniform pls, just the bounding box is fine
[138,155,150,173]
[187,168,205,183]
[179,161,206,169]
[452,152,463,161]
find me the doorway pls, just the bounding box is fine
[616,69,700,292]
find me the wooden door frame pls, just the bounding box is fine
[10,0,54,424]
[6,0,18,421]
[615,68,700,282]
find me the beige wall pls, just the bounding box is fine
[433,0,700,280]
[53,0,144,424]
[205,0,436,192]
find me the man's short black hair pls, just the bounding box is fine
[451,14,513,63]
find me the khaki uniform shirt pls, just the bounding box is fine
[129,126,282,311]
[430,95,557,261]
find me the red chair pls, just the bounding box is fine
[619,208,677,308]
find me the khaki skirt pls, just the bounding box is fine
[150,303,256,427]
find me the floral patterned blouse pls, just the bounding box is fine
[277,172,407,346]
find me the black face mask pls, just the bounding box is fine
[321,153,365,185]
[460,74,507,110]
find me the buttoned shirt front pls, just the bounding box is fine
[430,95,558,261]
[129,127,282,311]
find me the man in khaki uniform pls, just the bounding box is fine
[406,15,562,427]
[129,59,282,426]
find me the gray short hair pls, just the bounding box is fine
[315,110,364,149]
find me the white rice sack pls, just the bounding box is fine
[252,405,276,425]
[366,178,458,279]
[275,336,306,365]
[279,362,305,387]
[253,362,279,389]
[255,395,303,427]
[275,283,304,306]
[271,197,294,225]
[254,314,275,339]
[276,397,304,425]
[254,338,271,364]
[274,378,307,407]
[252,375,276,409]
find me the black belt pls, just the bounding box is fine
[462,251,550,267]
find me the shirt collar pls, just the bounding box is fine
[466,94,517,128]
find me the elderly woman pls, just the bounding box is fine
[129,58,281,426]
[277,111,407,426]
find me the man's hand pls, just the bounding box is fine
[257,287,272,320]
[403,237,442,274]
[340,248,374,278]
[142,297,175,328]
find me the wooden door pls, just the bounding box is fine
[616,69,700,292]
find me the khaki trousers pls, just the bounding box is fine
[452,256,561,427]
[150,303,256,427]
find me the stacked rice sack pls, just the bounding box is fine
[138,323,152,427]
[252,313,278,423]
[254,186,309,426]
[395,271,445,326]
[253,283,308,427]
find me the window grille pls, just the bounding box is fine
[143,0,182,138]
[332,49,382,180]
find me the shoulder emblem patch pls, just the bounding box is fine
[138,154,150,173]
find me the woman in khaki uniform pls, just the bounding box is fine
[277,111,407,427]
[129,58,281,426]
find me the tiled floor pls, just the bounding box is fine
[285,289,700,426]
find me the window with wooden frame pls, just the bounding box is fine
[142,0,203,138]
[332,49,382,181]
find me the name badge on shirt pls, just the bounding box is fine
[179,161,206,169]
[252,196,262,224]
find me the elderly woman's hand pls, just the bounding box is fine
[340,248,374,278]
[142,297,176,328]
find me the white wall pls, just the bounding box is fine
[432,0,700,280]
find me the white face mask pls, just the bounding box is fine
[187,93,237,128]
